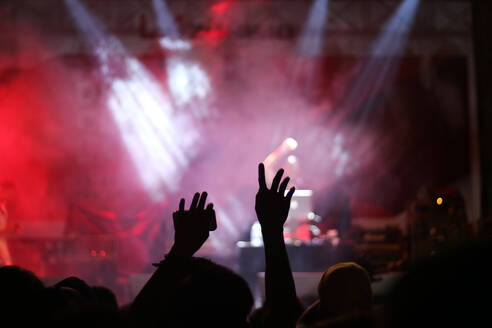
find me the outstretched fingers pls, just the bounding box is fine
[206,203,217,231]
[173,199,186,228]
[279,177,290,196]
[198,192,208,210]
[190,192,200,210]
[286,187,296,201]
[271,169,284,192]
[258,163,267,190]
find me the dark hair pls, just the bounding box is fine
[167,257,254,327]
[386,240,492,327]
[92,286,118,311]
[0,266,44,324]
[54,276,95,301]
[35,286,121,327]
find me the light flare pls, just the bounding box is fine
[167,58,211,108]
[65,0,198,200]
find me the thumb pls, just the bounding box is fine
[286,187,295,202]
[206,203,217,231]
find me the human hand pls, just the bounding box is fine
[255,163,295,233]
[169,192,216,258]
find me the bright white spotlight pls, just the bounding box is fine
[167,58,211,107]
[159,37,192,51]
[152,0,212,113]
[65,0,198,200]
[285,137,298,150]
[287,155,297,164]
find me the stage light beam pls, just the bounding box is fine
[152,0,179,39]
[65,0,198,200]
[153,0,212,112]
[167,58,211,108]
[340,0,421,161]
[343,0,421,115]
[297,0,329,56]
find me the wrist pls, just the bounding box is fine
[260,225,285,239]
[153,245,192,267]
[168,243,193,259]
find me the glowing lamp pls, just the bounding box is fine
[285,137,298,150]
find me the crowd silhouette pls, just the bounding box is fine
[1,163,491,327]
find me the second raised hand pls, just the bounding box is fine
[255,163,295,232]
[171,192,216,258]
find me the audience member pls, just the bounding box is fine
[55,276,96,301]
[131,191,253,327]
[3,163,488,328]
[92,286,119,311]
[386,240,492,328]
[297,262,373,328]
[0,265,44,325]
[255,163,304,327]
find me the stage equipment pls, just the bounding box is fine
[407,188,470,261]
[237,241,356,296]
[285,189,315,241]
[264,137,298,169]
[345,224,405,273]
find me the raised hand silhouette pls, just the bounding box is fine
[170,192,216,258]
[255,163,295,232]
[132,191,254,328]
[254,163,303,327]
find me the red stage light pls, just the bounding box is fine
[197,27,228,42]
[100,250,106,257]
[90,250,97,257]
[210,1,232,15]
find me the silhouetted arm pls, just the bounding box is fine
[131,192,216,326]
[255,163,304,326]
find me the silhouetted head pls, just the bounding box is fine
[0,266,44,323]
[386,240,492,328]
[0,265,43,293]
[166,257,254,328]
[35,286,121,327]
[317,262,372,316]
[247,305,267,328]
[35,286,85,323]
[92,286,118,311]
[55,276,95,302]
[298,262,372,327]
